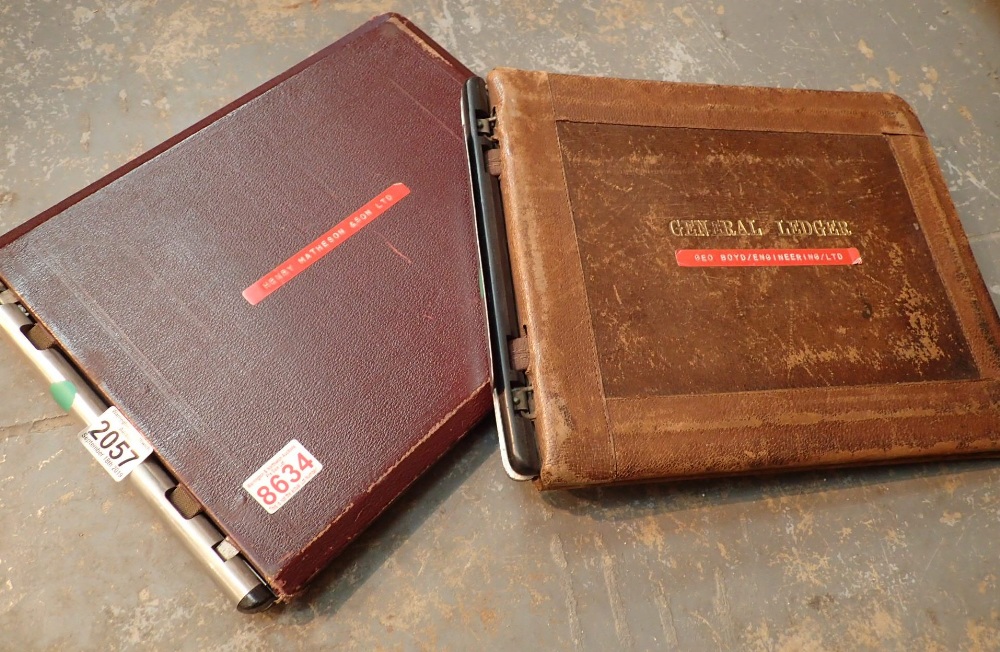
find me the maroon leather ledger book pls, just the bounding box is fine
[0,15,490,601]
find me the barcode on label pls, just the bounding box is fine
[78,407,154,482]
[243,439,322,514]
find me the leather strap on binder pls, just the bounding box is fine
[509,337,530,371]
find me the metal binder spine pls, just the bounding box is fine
[0,285,275,613]
[461,76,541,480]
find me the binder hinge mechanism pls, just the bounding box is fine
[476,115,497,139]
[510,385,535,420]
[463,76,540,479]
[0,284,21,306]
[474,114,502,176]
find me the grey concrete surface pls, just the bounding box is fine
[1,1,999,650]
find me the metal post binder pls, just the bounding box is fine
[463,68,1000,489]
[0,284,276,612]
[0,14,491,607]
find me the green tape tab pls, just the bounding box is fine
[50,380,77,412]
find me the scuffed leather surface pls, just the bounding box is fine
[0,14,491,599]
[558,123,975,395]
[489,70,617,488]
[487,68,1000,490]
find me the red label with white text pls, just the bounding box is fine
[243,183,411,305]
[676,248,862,267]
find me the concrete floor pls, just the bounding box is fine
[2,1,999,649]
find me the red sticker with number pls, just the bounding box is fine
[676,248,862,267]
[242,183,411,305]
[242,439,322,514]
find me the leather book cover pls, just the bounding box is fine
[486,68,1000,489]
[0,14,490,599]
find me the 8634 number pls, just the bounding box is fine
[242,438,323,513]
[256,452,315,506]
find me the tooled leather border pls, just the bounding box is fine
[490,68,1000,489]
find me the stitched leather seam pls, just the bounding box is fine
[545,76,922,136]
[603,376,1000,402]
[609,390,997,420]
[549,115,919,137]
[276,380,491,573]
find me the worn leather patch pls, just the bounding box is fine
[556,122,977,396]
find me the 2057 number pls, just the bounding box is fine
[85,420,141,467]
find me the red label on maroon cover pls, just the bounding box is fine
[675,248,862,268]
[243,183,410,305]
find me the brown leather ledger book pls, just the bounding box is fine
[0,15,490,607]
[463,69,1000,490]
